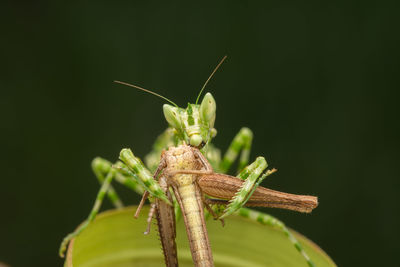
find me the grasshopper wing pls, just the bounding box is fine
[198,173,318,213]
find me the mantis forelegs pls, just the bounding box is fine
[219,156,271,218]
[119,148,170,204]
[93,157,146,196]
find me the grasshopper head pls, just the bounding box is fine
[163,92,217,148]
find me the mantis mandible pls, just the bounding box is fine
[59,56,318,267]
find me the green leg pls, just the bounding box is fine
[112,161,145,195]
[92,157,124,209]
[93,157,146,198]
[119,148,171,204]
[59,169,117,257]
[219,127,253,173]
[219,156,269,219]
[205,203,226,220]
[237,208,316,267]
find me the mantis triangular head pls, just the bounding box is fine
[163,92,217,147]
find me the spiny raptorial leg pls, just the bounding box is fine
[120,148,171,204]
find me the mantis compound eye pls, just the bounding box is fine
[200,92,216,128]
[163,104,182,130]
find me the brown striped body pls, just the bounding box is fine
[162,145,214,267]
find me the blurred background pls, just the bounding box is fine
[1,1,399,266]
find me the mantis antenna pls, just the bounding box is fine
[114,80,178,107]
[195,55,227,104]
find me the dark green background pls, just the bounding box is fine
[1,1,399,266]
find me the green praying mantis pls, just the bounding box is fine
[59,56,318,267]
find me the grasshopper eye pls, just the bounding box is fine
[163,104,182,129]
[199,92,216,128]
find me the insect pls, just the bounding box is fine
[59,56,318,267]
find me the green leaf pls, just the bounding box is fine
[65,206,336,267]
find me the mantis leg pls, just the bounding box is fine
[119,148,171,204]
[237,208,316,267]
[92,157,124,208]
[59,168,117,257]
[112,161,145,195]
[93,157,146,196]
[219,156,272,218]
[219,127,253,173]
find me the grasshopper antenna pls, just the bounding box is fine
[195,55,227,104]
[114,80,178,107]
